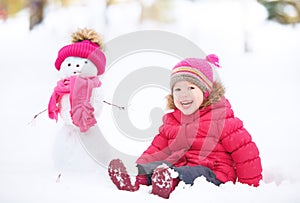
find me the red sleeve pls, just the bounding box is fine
[221,118,263,186]
[136,125,171,164]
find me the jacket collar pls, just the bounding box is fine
[172,109,201,124]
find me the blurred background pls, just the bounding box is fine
[1,0,300,30]
[1,0,300,55]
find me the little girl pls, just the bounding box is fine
[108,54,263,199]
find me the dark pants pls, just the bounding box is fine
[137,161,222,186]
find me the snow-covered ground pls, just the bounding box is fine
[1,0,300,202]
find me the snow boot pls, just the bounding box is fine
[108,159,138,192]
[151,164,179,199]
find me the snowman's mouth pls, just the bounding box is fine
[73,71,81,74]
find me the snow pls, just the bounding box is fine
[1,0,300,202]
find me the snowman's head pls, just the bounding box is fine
[54,28,106,78]
[59,56,98,79]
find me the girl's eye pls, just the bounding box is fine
[174,88,181,92]
[188,86,195,90]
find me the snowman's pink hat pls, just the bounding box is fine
[55,40,106,75]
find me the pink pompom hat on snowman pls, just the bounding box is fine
[54,40,106,76]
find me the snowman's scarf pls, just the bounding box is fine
[48,76,101,132]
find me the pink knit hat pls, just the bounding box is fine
[170,54,220,98]
[55,40,106,75]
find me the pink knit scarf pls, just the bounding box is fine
[48,76,101,132]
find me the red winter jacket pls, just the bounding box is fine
[136,97,262,186]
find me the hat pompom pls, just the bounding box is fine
[71,28,103,49]
[206,54,220,68]
[55,28,106,75]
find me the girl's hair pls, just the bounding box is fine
[166,82,225,110]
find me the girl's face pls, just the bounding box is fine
[172,81,204,115]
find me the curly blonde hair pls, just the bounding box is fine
[166,82,225,110]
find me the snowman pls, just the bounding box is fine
[47,28,106,176]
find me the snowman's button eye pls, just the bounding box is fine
[85,61,88,64]
[68,63,71,66]
[76,64,80,67]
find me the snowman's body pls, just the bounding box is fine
[53,56,103,174]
